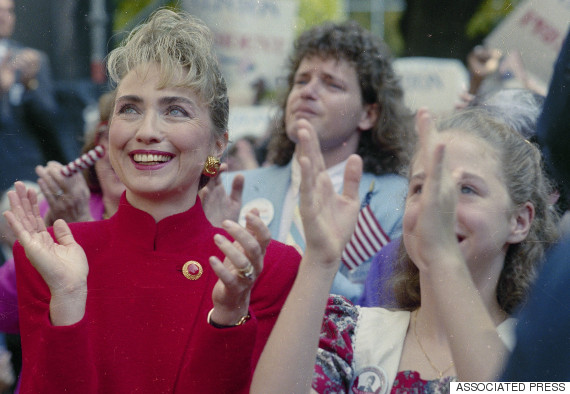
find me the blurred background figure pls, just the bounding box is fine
[0,347,14,394]
[0,181,41,264]
[467,88,544,140]
[4,0,559,198]
[35,90,123,226]
[0,0,64,192]
[465,45,547,99]
[0,91,121,393]
[223,20,415,304]
[225,136,261,172]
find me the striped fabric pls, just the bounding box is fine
[341,204,390,271]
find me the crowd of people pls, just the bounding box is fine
[0,3,568,393]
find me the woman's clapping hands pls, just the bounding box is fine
[3,181,88,325]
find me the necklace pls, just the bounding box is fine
[413,310,454,379]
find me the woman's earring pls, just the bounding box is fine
[202,156,221,177]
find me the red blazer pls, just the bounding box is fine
[14,195,300,393]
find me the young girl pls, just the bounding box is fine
[250,107,559,393]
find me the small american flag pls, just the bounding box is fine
[341,181,390,270]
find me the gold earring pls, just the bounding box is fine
[202,156,221,177]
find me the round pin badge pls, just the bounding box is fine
[349,366,388,394]
[238,198,274,227]
[182,261,203,280]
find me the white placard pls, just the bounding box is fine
[393,57,469,116]
[183,0,298,105]
[485,0,570,86]
[227,105,275,142]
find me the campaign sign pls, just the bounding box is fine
[393,57,469,116]
[227,105,274,141]
[485,0,570,86]
[183,0,298,105]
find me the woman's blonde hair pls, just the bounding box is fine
[106,8,228,139]
[392,108,559,314]
[106,8,229,188]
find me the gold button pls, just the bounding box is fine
[182,261,203,280]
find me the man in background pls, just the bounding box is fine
[222,21,415,303]
[0,0,63,191]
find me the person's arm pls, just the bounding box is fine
[9,181,95,392]
[188,206,290,393]
[251,119,362,393]
[178,234,301,393]
[14,241,97,394]
[424,258,511,381]
[176,308,259,393]
[3,182,88,326]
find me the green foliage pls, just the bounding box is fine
[466,0,522,39]
[113,0,152,31]
[296,0,344,34]
[113,0,179,31]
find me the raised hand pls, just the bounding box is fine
[36,161,93,226]
[467,46,501,94]
[404,108,460,272]
[199,162,243,226]
[3,181,88,325]
[11,49,41,88]
[297,119,362,265]
[0,53,15,93]
[208,210,269,325]
[250,120,362,392]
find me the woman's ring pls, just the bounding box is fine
[55,189,64,197]
[237,263,254,280]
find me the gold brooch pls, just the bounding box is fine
[182,261,203,280]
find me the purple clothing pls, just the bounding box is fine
[358,238,400,307]
[38,193,105,220]
[0,258,18,333]
[0,194,105,333]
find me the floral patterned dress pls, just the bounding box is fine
[312,295,456,394]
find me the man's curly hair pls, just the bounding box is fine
[266,21,415,175]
